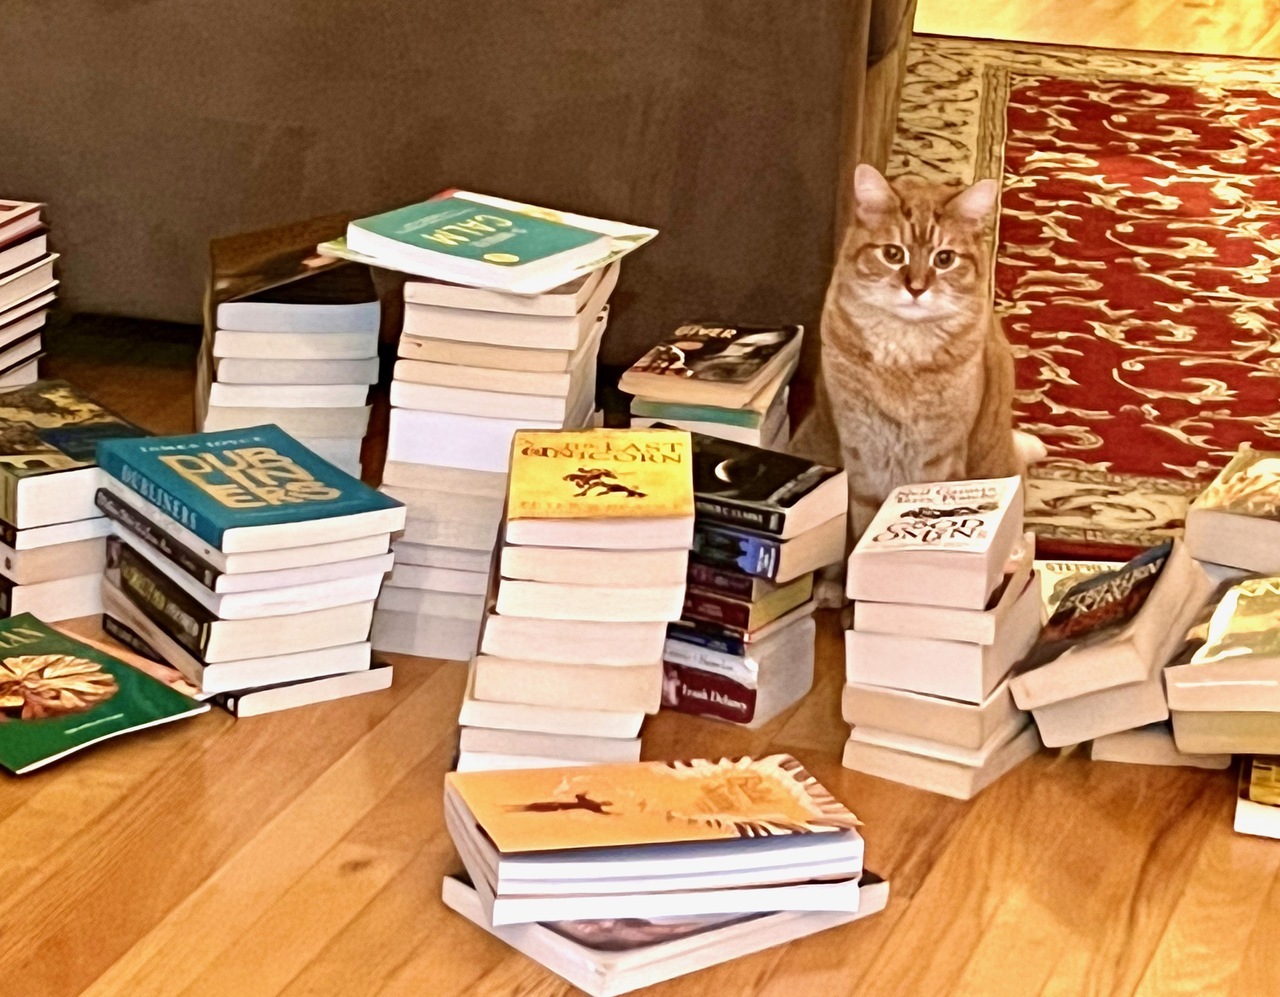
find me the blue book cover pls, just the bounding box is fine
[96,425,402,550]
[690,523,782,580]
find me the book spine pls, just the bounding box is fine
[661,661,757,724]
[681,589,752,630]
[663,638,753,679]
[686,562,757,599]
[694,497,785,537]
[665,620,747,656]
[690,524,781,580]
[0,575,13,616]
[211,691,242,716]
[101,614,164,661]
[95,488,222,590]
[114,541,214,661]
[0,515,18,547]
[97,449,223,549]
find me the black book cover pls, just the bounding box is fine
[231,261,377,307]
[629,323,801,386]
[690,523,783,580]
[102,614,164,662]
[0,574,14,616]
[95,488,221,590]
[110,538,215,660]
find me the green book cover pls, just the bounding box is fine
[350,195,602,268]
[0,615,207,775]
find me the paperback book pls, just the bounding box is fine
[1236,755,1280,839]
[1185,446,1280,573]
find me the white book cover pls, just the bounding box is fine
[855,477,1023,555]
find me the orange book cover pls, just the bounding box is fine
[445,754,859,855]
[506,429,694,522]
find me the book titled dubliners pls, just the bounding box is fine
[96,424,405,554]
[0,614,207,774]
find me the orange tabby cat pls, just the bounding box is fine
[793,164,1020,540]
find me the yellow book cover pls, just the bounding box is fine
[445,754,859,855]
[507,429,694,522]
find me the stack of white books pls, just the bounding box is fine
[94,426,406,717]
[0,200,58,388]
[197,244,381,478]
[373,269,619,662]
[0,381,143,621]
[457,428,693,773]
[442,754,885,994]
[621,322,802,448]
[842,478,1043,799]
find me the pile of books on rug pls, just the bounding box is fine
[314,191,655,662]
[93,425,405,717]
[0,200,57,389]
[841,476,1044,799]
[456,428,693,772]
[441,753,885,996]
[195,218,382,478]
[662,433,846,728]
[621,322,802,448]
[0,381,145,621]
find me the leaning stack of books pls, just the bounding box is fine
[457,428,693,773]
[841,478,1043,799]
[0,381,145,621]
[621,322,802,448]
[0,200,58,388]
[196,220,381,478]
[441,753,885,995]
[662,435,846,728]
[326,192,654,662]
[93,426,405,717]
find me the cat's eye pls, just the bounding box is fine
[933,249,957,269]
[880,244,906,265]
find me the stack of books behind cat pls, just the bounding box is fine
[458,428,693,772]
[441,753,887,995]
[337,191,656,664]
[0,381,146,620]
[93,426,406,717]
[662,433,846,728]
[621,323,802,447]
[195,219,381,478]
[841,478,1042,799]
[0,200,58,388]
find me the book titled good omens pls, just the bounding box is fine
[96,425,405,553]
[505,429,695,549]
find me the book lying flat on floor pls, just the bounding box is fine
[213,664,392,718]
[0,614,207,775]
[1090,723,1231,770]
[440,872,889,997]
[97,425,405,553]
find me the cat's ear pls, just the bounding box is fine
[853,164,897,218]
[947,179,1000,223]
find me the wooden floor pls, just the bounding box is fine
[13,4,1280,985]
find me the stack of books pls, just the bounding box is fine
[842,478,1043,799]
[621,323,802,447]
[458,428,693,773]
[0,381,144,621]
[0,200,58,388]
[1010,539,1220,750]
[196,219,381,478]
[662,435,846,728]
[328,192,654,663]
[93,426,406,717]
[441,754,886,995]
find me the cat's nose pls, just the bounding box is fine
[905,283,926,299]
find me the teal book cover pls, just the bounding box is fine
[96,424,403,549]
[0,614,207,775]
[350,195,601,268]
[630,399,764,429]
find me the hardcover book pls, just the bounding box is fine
[0,614,206,774]
[506,429,694,523]
[445,754,859,856]
[689,433,845,539]
[0,380,145,527]
[0,201,43,246]
[96,425,404,552]
[1185,446,1280,573]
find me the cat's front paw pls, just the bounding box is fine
[813,576,847,610]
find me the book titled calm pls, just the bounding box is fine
[96,425,405,553]
[0,380,145,530]
[1185,446,1280,574]
[0,614,207,774]
[504,429,694,548]
[846,476,1024,610]
[689,432,845,540]
[620,323,803,409]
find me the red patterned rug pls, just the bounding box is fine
[893,38,1280,557]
